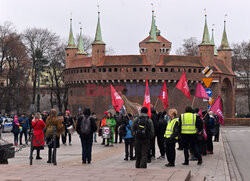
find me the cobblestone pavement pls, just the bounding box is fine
[0,131,230,181]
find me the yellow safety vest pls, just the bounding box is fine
[164,118,179,140]
[181,113,197,134]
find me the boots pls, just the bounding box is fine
[36,150,42,160]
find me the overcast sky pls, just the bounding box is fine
[1,0,250,55]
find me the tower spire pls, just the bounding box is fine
[219,16,230,50]
[147,10,159,43]
[67,18,77,49]
[200,13,212,45]
[211,26,218,56]
[93,9,105,45]
[77,25,87,55]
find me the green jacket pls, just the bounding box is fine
[131,113,155,139]
[106,117,116,133]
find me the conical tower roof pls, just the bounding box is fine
[92,11,105,45]
[200,15,212,45]
[219,20,231,50]
[77,27,87,55]
[67,18,77,49]
[211,28,218,56]
[147,10,159,43]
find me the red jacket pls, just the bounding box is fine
[32,119,45,147]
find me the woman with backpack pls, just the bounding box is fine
[12,115,20,146]
[76,108,97,164]
[123,114,135,161]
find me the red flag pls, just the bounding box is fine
[176,72,191,100]
[143,80,151,118]
[195,83,209,99]
[158,81,169,110]
[210,96,224,125]
[110,85,124,112]
[198,108,203,119]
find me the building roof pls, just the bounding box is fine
[156,55,204,67]
[66,19,77,49]
[77,27,87,55]
[96,55,150,66]
[200,15,213,46]
[218,21,231,50]
[214,59,234,75]
[147,10,159,43]
[92,12,105,45]
[140,35,171,45]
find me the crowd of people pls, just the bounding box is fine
[5,105,220,168]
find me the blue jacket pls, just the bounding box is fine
[124,120,133,139]
[18,117,30,129]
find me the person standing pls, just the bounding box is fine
[45,109,64,164]
[62,110,73,145]
[114,112,122,144]
[32,112,45,160]
[131,107,154,168]
[179,106,202,165]
[147,108,157,162]
[124,114,134,161]
[92,112,98,143]
[100,112,108,145]
[164,109,179,167]
[156,112,168,160]
[12,115,20,146]
[76,108,97,164]
[207,111,215,154]
[19,113,30,145]
[214,114,220,142]
[105,112,116,147]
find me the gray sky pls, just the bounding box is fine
[1,0,250,55]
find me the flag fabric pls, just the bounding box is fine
[202,122,208,140]
[210,96,224,125]
[198,108,203,119]
[176,72,191,100]
[158,81,169,110]
[195,83,209,99]
[143,80,151,118]
[110,85,124,112]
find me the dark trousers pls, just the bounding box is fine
[157,134,165,157]
[178,136,183,149]
[214,130,220,141]
[14,133,18,144]
[62,130,71,144]
[135,139,150,168]
[182,134,202,163]
[80,138,93,163]
[115,126,122,143]
[48,148,56,162]
[147,137,155,160]
[207,134,213,152]
[20,128,28,144]
[165,142,176,165]
[125,138,134,159]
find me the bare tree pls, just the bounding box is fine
[176,37,199,56]
[232,41,250,113]
[22,28,60,109]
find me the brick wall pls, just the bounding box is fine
[224,118,250,126]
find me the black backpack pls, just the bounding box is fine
[135,116,149,140]
[118,124,127,138]
[80,115,91,136]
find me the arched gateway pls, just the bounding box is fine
[64,11,235,118]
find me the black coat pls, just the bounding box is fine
[76,115,97,139]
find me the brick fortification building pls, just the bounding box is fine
[64,10,235,118]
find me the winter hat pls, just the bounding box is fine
[66,110,70,114]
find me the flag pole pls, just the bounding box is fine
[170,87,176,97]
[154,98,159,109]
[191,96,196,108]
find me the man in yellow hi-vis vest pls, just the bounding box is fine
[179,106,203,165]
[164,109,180,167]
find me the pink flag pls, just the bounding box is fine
[210,96,224,125]
[195,83,209,99]
[111,85,124,112]
[202,122,207,140]
[198,108,203,119]
[176,72,191,100]
[143,79,151,118]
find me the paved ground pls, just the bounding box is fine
[222,126,250,181]
[0,131,230,181]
